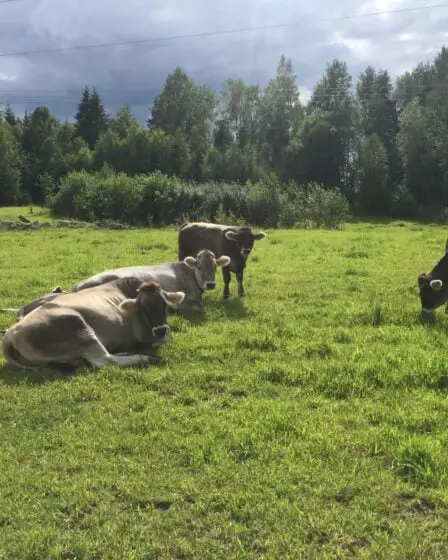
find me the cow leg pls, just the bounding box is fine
[222,267,231,299]
[82,339,152,368]
[236,271,245,297]
[26,310,152,369]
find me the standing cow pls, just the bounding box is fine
[178,222,267,299]
[418,238,448,314]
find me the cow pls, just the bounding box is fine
[178,222,267,299]
[418,238,448,314]
[0,286,67,320]
[71,249,231,312]
[2,278,185,370]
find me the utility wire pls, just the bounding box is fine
[0,3,447,57]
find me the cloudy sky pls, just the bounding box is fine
[0,0,447,121]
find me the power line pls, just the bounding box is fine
[0,91,433,108]
[0,3,447,58]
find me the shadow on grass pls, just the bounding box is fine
[0,361,88,385]
[0,347,164,386]
[206,296,249,319]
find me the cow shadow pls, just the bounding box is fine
[0,349,164,386]
[207,296,248,319]
[169,306,206,325]
[0,362,87,386]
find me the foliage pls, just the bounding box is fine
[3,47,448,221]
[49,167,351,229]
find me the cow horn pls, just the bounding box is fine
[163,290,185,306]
[430,279,443,291]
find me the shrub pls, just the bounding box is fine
[48,169,352,229]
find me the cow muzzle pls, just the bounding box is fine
[152,324,169,338]
[204,281,216,290]
[421,308,435,314]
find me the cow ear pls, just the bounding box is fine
[119,298,139,314]
[183,256,197,269]
[225,231,237,242]
[164,290,185,306]
[253,231,267,240]
[216,255,231,267]
[430,279,443,291]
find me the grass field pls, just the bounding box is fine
[1,217,448,558]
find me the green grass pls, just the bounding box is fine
[1,219,448,558]
[0,205,55,222]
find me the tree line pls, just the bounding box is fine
[1,47,448,222]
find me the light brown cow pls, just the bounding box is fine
[2,277,185,370]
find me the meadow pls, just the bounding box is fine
[0,214,448,558]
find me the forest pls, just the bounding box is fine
[1,46,448,225]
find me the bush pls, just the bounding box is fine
[303,182,352,229]
[48,169,352,229]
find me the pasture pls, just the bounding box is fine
[0,218,448,558]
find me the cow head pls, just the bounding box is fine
[119,280,185,339]
[418,241,448,313]
[183,249,231,291]
[418,273,448,314]
[224,227,267,259]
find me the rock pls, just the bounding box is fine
[18,215,32,224]
[1,220,16,231]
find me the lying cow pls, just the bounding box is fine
[2,278,185,370]
[71,249,230,311]
[418,238,448,314]
[178,222,266,299]
[0,286,67,320]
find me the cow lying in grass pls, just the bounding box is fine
[1,250,230,321]
[72,249,230,312]
[2,278,184,370]
[178,222,267,299]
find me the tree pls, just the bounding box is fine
[75,86,107,149]
[358,134,391,215]
[108,106,138,139]
[216,79,261,149]
[397,100,442,207]
[394,62,436,111]
[285,108,341,187]
[308,59,359,190]
[357,66,401,184]
[21,106,61,202]
[0,120,22,205]
[3,104,16,127]
[258,55,303,171]
[148,66,216,178]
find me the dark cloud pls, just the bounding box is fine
[0,0,447,120]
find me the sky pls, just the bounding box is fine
[0,0,447,122]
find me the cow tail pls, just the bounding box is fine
[2,333,38,370]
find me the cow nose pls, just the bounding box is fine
[205,281,216,290]
[152,325,168,338]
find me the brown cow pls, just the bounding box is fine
[2,278,184,370]
[178,222,266,299]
